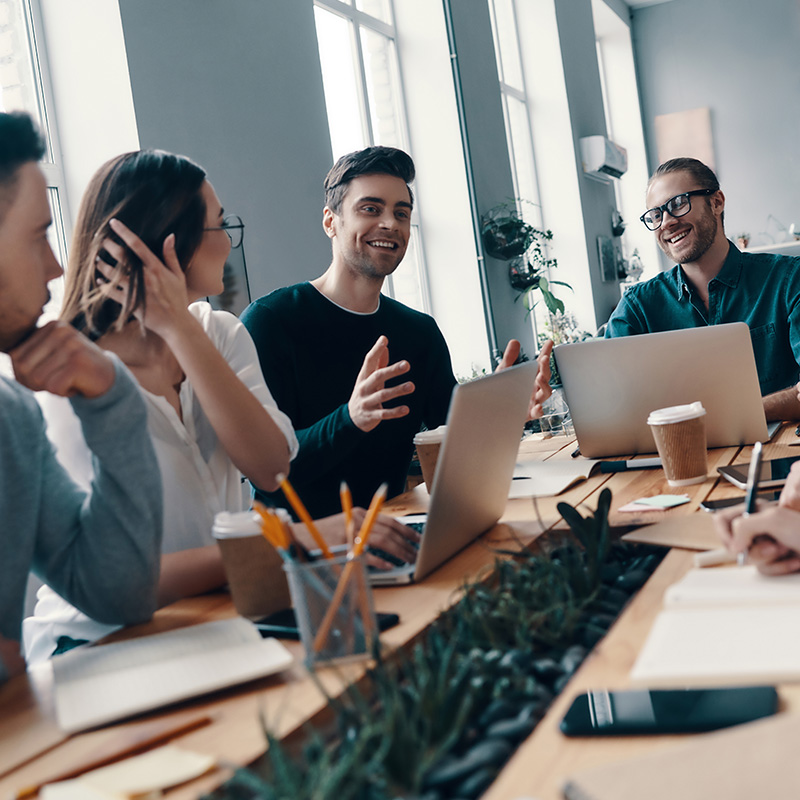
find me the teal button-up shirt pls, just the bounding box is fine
[606,241,800,396]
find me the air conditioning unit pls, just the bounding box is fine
[580,135,628,180]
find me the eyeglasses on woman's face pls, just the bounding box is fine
[204,214,244,248]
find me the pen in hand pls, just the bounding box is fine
[738,441,763,565]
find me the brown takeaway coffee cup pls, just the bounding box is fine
[213,510,292,619]
[647,401,708,487]
[413,425,447,493]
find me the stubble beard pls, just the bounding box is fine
[659,209,718,265]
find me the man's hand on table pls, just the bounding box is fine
[290,510,420,569]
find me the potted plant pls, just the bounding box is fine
[481,200,571,316]
[736,233,750,250]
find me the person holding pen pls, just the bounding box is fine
[715,461,800,575]
[0,113,163,681]
[23,150,415,665]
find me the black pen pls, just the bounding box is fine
[599,457,662,473]
[738,441,763,565]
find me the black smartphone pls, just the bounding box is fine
[254,608,400,640]
[559,686,778,736]
[700,492,780,512]
[717,455,800,490]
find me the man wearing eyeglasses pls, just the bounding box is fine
[605,157,800,421]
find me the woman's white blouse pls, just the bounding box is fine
[23,303,297,663]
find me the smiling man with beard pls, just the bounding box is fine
[242,146,552,529]
[605,157,800,421]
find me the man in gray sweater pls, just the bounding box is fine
[0,112,163,682]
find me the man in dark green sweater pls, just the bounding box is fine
[242,147,551,553]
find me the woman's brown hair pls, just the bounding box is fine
[61,149,207,338]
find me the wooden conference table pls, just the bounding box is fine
[3,425,800,799]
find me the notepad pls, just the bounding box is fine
[631,566,800,687]
[52,618,293,733]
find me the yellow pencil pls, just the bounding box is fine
[340,481,354,552]
[276,472,334,559]
[353,482,387,556]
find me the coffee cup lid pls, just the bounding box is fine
[413,424,447,444]
[212,510,262,538]
[647,401,706,425]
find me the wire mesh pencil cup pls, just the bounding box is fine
[284,554,379,667]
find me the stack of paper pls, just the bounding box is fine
[631,566,800,686]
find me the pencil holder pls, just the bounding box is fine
[284,554,379,667]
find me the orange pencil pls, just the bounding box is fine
[276,473,334,559]
[340,481,354,552]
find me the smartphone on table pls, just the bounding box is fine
[717,455,800,490]
[254,607,400,640]
[559,685,778,736]
[700,492,780,512]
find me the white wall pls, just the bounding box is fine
[38,0,139,232]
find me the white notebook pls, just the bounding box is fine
[52,618,293,733]
[631,566,800,687]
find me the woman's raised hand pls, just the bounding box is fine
[96,218,192,339]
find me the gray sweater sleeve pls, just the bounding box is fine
[0,359,162,682]
[34,358,163,625]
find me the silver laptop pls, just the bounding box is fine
[371,360,537,586]
[555,322,769,458]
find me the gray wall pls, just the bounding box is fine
[118,0,334,302]
[632,0,800,252]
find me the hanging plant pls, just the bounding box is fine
[481,200,572,316]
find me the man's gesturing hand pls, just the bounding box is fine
[348,335,414,432]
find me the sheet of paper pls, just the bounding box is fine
[509,460,598,498]
[665,564,800,608]
[631,494,690,509]
[82,746,215,795]
[630,604,800,686]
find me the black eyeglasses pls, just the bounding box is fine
[640,189,715,231]
[204,214,244,248]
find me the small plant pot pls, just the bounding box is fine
[508,260,540,292]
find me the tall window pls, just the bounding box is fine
[1,0,69,315]
[314,0,429,313]
[488,0,552,339]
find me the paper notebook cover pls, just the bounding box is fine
[510,459,599,498]
[630,566,800,687]
[562,712,800,800]
[53,618,293,733]
[621,512,719,551]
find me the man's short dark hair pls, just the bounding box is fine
[0,112,46,222]
[649,157,723,225]
[324,145,415,214]
[649,157,720,193]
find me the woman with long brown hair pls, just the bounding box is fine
[24,150,298,661]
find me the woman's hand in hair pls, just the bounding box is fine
[98,219,192,341]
